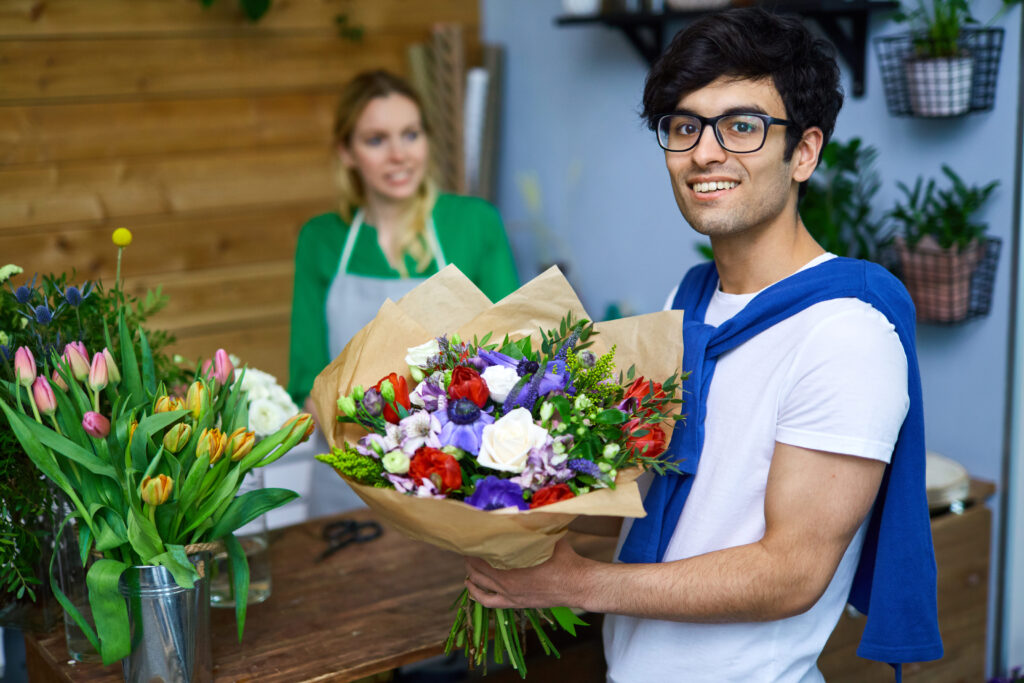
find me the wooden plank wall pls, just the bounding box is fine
[0,0,479,383]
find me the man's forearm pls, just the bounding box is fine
[576,540,828,623]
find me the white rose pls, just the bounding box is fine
[477,407,549,473]
[405,339,440,369]
[248,397,288,438]
[481,365,520,403]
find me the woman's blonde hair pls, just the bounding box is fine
[333,70,437,277]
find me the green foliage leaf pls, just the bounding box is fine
[209,487,298,540]
[594,408,628,425]
[548,606,588,637]
[150,545,199,589]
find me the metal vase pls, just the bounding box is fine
[118,553,212,683]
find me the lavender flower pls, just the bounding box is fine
[465,476,528,510]
[568,458,602,478]
[436,398,493,454]
[399,410,442,455]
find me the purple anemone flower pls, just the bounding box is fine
[435,398,493,454]
[466,476,528,510]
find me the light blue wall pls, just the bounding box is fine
[483,0,1022,670]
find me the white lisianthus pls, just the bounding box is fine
[382,450,411,474]
[477,407,549,473]
[481,365,519,403]
[405,339,440,369]
[248,397,289,438]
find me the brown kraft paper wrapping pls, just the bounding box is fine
[310,265,685,569]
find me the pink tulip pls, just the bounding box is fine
[101,348,121,385]
[51,369,69,392]
[82,411,110,438]
[63,343,90,382]
[13,347,36,388]
[32,376,57,416]
[214,349,234,385]
[88,352,108,392]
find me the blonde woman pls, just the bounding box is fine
[288,70,518,517]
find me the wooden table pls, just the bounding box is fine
[23,510,615,683]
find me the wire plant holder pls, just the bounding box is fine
[874,28,1005,117]
[882,237,1001,324]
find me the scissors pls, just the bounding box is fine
[317,518,383,562]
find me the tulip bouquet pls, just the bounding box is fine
[1,259,184,622]
[314,267,686,677]
[0,230,313,664]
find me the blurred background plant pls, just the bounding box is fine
[800,137,891,261]
[0,263,186,623]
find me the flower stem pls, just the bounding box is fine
[26,390,42,423]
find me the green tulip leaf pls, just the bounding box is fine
[209,488,298,540]
[8,406,118,479]
[150,546,199,589]
[139,328,156,395]
[224,533,250,641]
[118,309,144,409]
[127,506,164,563]
[86,558,131,664]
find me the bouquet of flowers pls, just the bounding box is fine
[0,229,314,664]
[312,266,685,676]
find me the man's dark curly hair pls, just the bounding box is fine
[641,8,844,162]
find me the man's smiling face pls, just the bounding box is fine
[666,76,801,239]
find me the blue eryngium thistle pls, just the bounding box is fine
[64,284,89,307]
[33,304,53,325]
[0,345,9,361]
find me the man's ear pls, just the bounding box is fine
[791,127,824,184]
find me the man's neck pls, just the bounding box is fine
[710,215,825,295]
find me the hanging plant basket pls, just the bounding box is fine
[882,236,1001,324]
[874,28,1005,117]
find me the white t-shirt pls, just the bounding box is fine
[603,255,910,683]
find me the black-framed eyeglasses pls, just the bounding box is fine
[656,112,792,153]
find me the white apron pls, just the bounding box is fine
[306,209,446,518]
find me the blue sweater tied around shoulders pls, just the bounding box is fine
[618,257,943,674]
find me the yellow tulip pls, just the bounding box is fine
[196,427,228,465]
[140,474,173,506]
[226,427,255,462]
[283,413,315,443]
[185,381,208,420]
[162,423,193,454]
[154,395,184,413]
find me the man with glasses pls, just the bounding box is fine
[465,8,941,681]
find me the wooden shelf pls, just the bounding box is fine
[555,1,900,97]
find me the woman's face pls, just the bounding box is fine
[340,93,429,205]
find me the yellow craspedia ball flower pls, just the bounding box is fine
[112,227,133,247]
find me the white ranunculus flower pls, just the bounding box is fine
[405,339,440,369]
[248,397,289,438]
[477,407,549,473]
[481,365,520,403]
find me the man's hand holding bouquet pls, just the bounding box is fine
[312,266,685,677]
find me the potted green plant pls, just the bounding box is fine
[887,164,999,322]
[800,137,892,261]
[890,0,1020,116]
